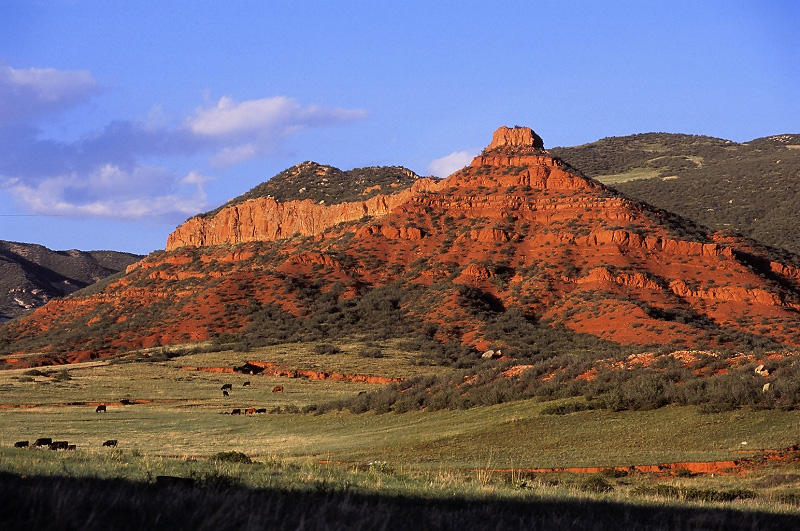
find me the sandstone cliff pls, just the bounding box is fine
[4,126,800,368]
[167,177,442,250]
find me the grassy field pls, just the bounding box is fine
[3,345,800,466]
[593,167,661,184]
[3,343,800,529]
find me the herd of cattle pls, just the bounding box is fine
[11,379,290,450]
[220,381,284,415]
[13,437,118,451]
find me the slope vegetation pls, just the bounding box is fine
[551,133,800,254]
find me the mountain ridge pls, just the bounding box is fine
[0,240,142,322]
[3,126,800,370]
[550,131,800,254]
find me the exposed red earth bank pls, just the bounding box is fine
[3,126,800,368]
[483,445,800,477]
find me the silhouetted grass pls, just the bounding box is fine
[2,471,800,531]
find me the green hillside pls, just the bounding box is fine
[551,133,800,254]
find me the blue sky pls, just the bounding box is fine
[1,1,798,255]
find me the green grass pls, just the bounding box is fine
[169,337,451,380]
[594,167,661,184]
[3,351,800,468]
[2,445,800,531]
[4,346,800,529]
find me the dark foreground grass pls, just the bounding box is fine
[2,471,800,531]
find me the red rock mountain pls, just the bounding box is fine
[3,126,800,368]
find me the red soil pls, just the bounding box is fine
[5,125,800,367]
[482,445,800,476]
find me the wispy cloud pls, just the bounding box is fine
[5,165,209,221]
[0,64,100,122]
[0,63,367,223]
[427,149,479,177]
[187,96,367,167]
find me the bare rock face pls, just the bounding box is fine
[166,179,442,250]
[487,126,545,150]
[6,125,800,367]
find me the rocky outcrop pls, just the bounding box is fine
[166,178,441,250]
[6,125,800,366]
[487,126,545,150]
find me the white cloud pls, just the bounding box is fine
[187,95,367,137]
[427,149,479,177]
[0,63,99,123]
[0,63,368,223]
[209,144,258,167]
[188,96,295,137]
[5,166,210,222]
[180,171,213,186]
[187,95,367,166]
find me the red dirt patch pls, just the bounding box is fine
[502,365,533,378]
[483,445,800,477]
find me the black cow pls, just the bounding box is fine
[14,440,29,448]
[49,441,69,450]
[102,439,118,447]
[243,381,251,387]
[230,408,242,415]
[222,390,229,397]
[221,384,233,391]
[33,438,52,447]
[256,408,267,414]
[67,444,76,451]
[95,405,107,413]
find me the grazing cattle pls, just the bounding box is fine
[67,444,76,451]
[243,381,251,387]
[245,407,256,415]
[120,399,132,405]
[14,441,29,448]
[221,384,233,391]
[230,408,242,415]
[103,439,118,447]
[222,390,229,397]
[272,386,284,393]
[256,408,267,414]
[95,405,107,413]
[49,441,69,450]
[33,438,52,447]
[358,390,367,395]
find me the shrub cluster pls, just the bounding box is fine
[308,348,800,415]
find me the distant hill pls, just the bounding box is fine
[0,240,142,321]
[550,133,800,255]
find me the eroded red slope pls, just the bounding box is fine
[3,126,800,367]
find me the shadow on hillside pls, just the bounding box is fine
[1,471,798,531]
